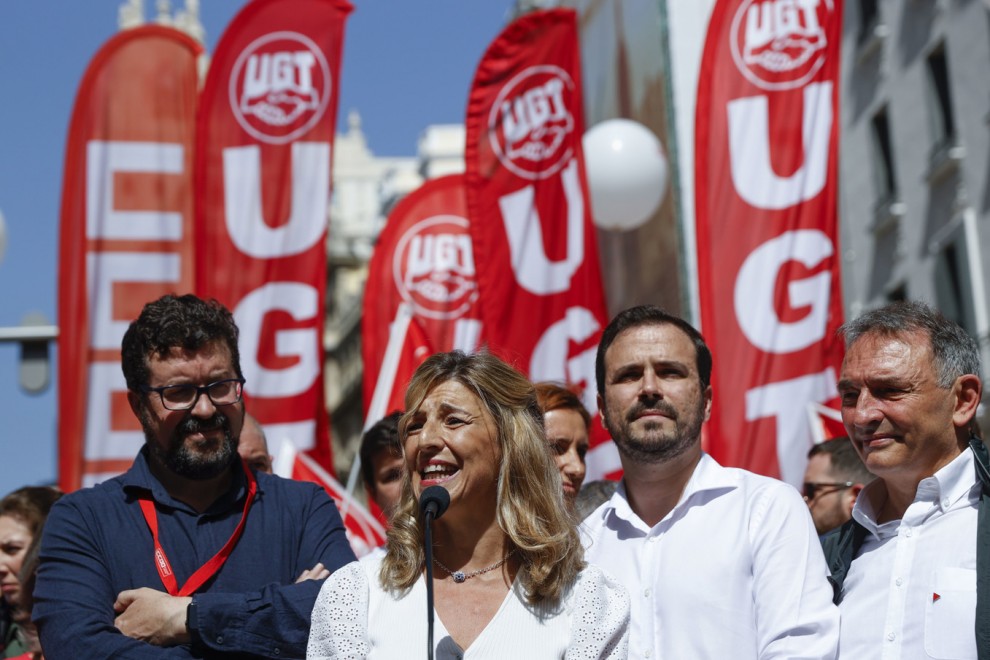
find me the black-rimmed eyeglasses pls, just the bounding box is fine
[802,481,854,501]
[139,378,246,411]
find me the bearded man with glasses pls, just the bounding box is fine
[33,294,356,659]
[803,437,874,536]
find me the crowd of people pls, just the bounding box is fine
[1,292,985,659]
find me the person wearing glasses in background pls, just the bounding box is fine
[33,294,356,660]
[803,437,873,536]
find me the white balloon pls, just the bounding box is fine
[582,119,668,231]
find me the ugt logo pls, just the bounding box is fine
[488,65,576,180]
[730,0,833,91]
[229,31,332,144]
[393,215,478,321]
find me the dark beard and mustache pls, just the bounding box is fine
[143,409,239,480]
[604,397,705,465]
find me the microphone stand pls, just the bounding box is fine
[419,486,449,660]
[424,507,438,660]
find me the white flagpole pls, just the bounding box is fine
[344,302,414,499]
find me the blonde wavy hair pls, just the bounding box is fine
[380,350,585,605]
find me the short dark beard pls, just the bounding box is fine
[604,397,704,465]
[142,406,239,480]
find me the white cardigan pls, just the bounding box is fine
[307,554,629,659]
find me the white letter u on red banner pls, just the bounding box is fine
[497,158,584,296]
[222,142,330,258]
[727,82,832,210]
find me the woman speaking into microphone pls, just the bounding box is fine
[308,351,628,659]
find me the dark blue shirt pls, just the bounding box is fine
[33,448,356,659]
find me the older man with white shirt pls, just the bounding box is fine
[582,305,838,659]
[827,301,987,658]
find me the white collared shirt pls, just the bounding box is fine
[581,452,839,660]
[839,448,979,659]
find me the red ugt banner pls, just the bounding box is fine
[465,9,615,479]
[58,26,202,491]
[694,0,845,485]
[362,174,481,428]
[195,0,352,469]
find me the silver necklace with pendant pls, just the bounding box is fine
[433,553,511,583]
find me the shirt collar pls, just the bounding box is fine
[852,447,977,533]
[121,446,251,514]
[927,446,978,512]
[601,452,738,532]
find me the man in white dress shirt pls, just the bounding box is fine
[829,300,986,658]
[582,305,838,659]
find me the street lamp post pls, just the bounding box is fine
[0,316,58,394]
[0,207,57,393]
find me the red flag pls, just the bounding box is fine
[464,9,616,480]
[809,402,847,445]
[273,439,386,556]
[362,175,480,428]
[694,0,845,485]
[195,0,352,470]
[58,26,202,491]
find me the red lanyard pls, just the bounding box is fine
[138,463,257,597]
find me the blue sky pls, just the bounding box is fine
[0,0,514,494]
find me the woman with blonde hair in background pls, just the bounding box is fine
[308,351,628,658]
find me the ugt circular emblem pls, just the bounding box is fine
[393,215,478,321]
[488,65,576,181]
[229,31,332,145]
[730,0,834,91]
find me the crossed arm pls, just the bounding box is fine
[112,563,332,646]
[34,488,354,659]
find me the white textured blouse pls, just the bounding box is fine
[307,554,630,659]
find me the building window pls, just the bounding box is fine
[858,0,879,43]
[933,220,978,338]
[926,44,957,151]
[870,108,897,204]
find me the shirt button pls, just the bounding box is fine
[887,632,895,642]
[904,528,913,538]
[273,649,280,656]
[644,588,651,598]
[216,636,224,645]
[943,499,950,508]
[644,650,652,658]
[895,577,903,587]
[648,536,658,543]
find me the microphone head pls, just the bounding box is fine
[419,485,450,520]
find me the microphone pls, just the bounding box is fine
[420,485,450,520]
[420,486,449,660]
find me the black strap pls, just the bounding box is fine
[968,436,990,660]
[822,517,867,605]
[822,437,990,657]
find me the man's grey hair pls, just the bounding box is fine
[839,300,981,387]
